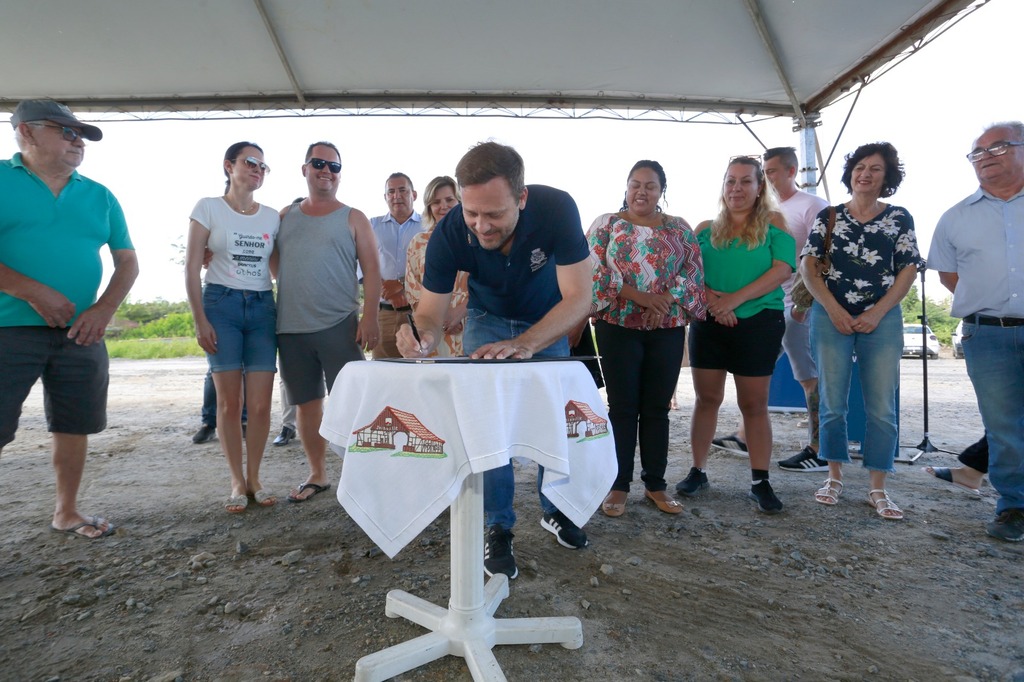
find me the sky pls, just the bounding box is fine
[2,0,1021,304]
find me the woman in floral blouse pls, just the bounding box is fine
[405,175,468,356]
[588,160,706,517]
[677,156,794,515]
[801,142,922,520]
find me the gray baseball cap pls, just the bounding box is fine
[11,99,102,141]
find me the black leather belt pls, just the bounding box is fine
[966,314,1024,327]
[379,303,412,312]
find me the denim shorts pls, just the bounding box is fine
[203,283,277,373]
[0,326,109,447]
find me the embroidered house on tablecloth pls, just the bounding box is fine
[352,406,446,456]
[564,400,608,439]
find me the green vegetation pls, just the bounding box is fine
[118,299,190,325]
[108,301,200,358]
[107,338,202,359]
[108,299,191,339]
[900,285,957,344]
[121,312,195,339]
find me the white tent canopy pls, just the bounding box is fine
[0,0,984,123]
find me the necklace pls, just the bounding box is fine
[226,196,258,214]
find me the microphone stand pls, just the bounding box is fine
[913,266,937,456]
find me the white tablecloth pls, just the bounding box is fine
[320,359,616,558]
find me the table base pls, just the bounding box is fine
[353,472,584,682]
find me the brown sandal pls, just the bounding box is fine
[644,489,683,514]
[601,490,627,517]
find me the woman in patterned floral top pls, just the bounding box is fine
[800,142,922,521]
[677,156,794,515]
[405,176,468,356]
[587,160,707,517]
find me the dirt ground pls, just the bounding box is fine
[0,352,1021,682]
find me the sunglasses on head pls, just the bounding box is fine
[242,156,270,173]
[308,157,341,173]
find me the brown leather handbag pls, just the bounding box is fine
[791,206,836,311]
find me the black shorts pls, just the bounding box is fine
[688,308,785,377]
[0,327,109,447]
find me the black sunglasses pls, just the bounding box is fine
[308,158,341,173]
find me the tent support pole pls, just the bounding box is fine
[794,114,827,201]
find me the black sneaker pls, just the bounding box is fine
[484,526,518,579]
[778,446,828,472]
[675,467,709,496]
[192,424,216,444]
[749,480,783,514]
[540,511,589,549]
[986,508,1024,542]
[711,434,747,454]
[273,426,297,446]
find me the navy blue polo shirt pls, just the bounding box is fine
[423,184,588,323]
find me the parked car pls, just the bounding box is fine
[951,320,964,359]
[902,323,940,359]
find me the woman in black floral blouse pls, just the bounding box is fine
[800,142,922,521]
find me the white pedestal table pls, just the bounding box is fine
[320,359,615,681]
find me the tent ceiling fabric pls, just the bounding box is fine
[0,0,981,120]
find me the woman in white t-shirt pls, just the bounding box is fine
[185,141,280,513]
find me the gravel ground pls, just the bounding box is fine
[0,354,1021,682]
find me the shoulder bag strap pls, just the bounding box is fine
[821,207,837,268]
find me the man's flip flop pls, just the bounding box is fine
[288,482,331,503]
[923,466,982,497]
[50,516,116,539]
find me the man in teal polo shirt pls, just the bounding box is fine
[1,99,139,539]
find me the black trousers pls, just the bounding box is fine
[595,321,686,492]
[959,434,989,473]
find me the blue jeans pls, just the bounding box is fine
[202,284,277,373]
[810,303,902,472]
[201,370,216,426]
[962,321,1024,513]
[463,308,569,529]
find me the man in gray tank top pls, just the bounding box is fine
[273,141,382,503]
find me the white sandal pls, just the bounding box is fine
[814,478,843,506]
[867,489,903,520]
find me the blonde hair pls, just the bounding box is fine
[421,175,461,229]
[709,157,783,249]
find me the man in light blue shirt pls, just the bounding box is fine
[929,121,1024,542]
[370,172,423,358]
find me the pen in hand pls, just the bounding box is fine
[407,313,422,345]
